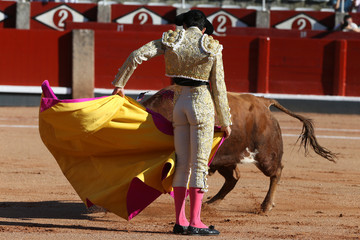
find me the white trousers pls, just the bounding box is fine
[172,85,215,192]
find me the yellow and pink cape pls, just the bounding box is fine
[39,80,224,220]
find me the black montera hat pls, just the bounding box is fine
[175,10,214,35]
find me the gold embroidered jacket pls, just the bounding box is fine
[112,27,231,127]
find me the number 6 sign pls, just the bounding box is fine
[34,4,88,31]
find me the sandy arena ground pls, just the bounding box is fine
[0,107,359,239]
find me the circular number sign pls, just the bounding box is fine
[212,14,232,34]
[53,9,73,29]
[291,17,312,30]
[133,12,152,25]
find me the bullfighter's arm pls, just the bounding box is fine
[112,39,165,88]
[209,52,232,127]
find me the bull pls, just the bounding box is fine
[142,85,336,214]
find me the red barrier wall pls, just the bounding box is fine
[269,38,334,95]
[0,27,359,97]
[0,1,16,28]
[218,35,258,93]
[95,30,171,90]
[346,40,360,96]
[0,29,71,87]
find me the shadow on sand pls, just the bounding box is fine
[0,200,124,232]
[0,201,170,234]
[0,201,89,220]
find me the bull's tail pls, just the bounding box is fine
[268,99,337,162]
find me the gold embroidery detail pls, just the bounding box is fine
[164,28,214,81]
[209,52,231,127]
[190,86,214,192]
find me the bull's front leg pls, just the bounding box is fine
[206,165,240,204]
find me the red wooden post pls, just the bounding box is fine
[333,40,347,96]
[257,37,270,93]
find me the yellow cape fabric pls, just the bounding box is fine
[39,95,223,220]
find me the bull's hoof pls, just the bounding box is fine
[260,202,274,214]
[258,209,270,216]
[205,198,222,205]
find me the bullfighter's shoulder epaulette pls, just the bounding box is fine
[201,34,223,57]
[161,29,185,50]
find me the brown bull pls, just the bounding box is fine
[142,86,336,213]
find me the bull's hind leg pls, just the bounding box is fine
[206,165,240,204]
[260,164,284,213]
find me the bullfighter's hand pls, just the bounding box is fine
[112,87,125,97]
[221,126,231,139]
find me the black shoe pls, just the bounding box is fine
[173,224,188,234]
[188,225,220,236]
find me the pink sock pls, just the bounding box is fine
[189,187,208,228]
[173,187,189,226]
